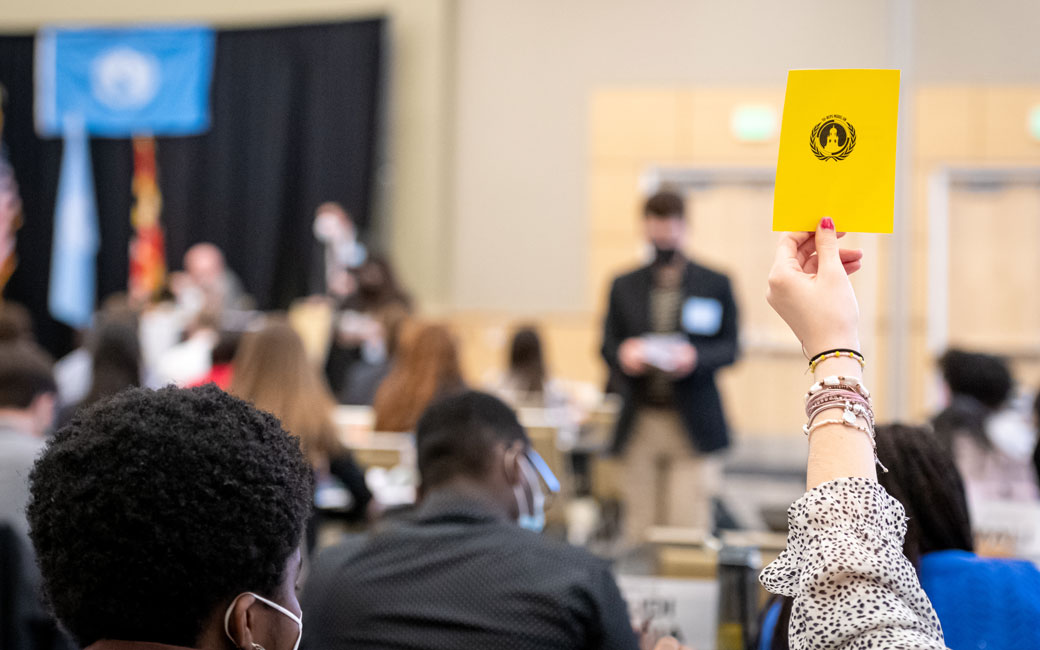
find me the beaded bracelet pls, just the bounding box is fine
[805,396,874,431]
[805,375,871,402]
[808,348,865,373]
[805,387,873,415]
[802,375,888,473]
[805,388,871,417]
[803,414,889,473]
[805,416,874,441]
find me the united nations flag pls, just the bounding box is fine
[34,26,214,327]
[35,26,215,137]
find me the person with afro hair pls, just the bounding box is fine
[27,384,313,650]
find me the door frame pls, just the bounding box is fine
[927,166,1040,356]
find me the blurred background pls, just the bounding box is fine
[2,1,1040,647]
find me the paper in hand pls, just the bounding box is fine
[772,69,900,233]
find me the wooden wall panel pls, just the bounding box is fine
[589,90,683,162]
[981,88,1040,161]
[678,89,783,164]
[946,183,1040,350]
[915,87,983,161]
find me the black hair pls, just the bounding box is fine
[643,190,685,220]
[0,300,33,343]
[938,349,1013,409]
[874,423,974,566]
[0,341,55,408]
[416,390,528,488]
[508,325,546,395]
[1033,391,1040,491]
[82,316,141,408]
[27,385,313,648]
[211,329,243,366]
[933,349,1013,452]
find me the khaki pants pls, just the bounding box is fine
[620,407,722,545]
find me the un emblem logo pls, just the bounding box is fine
[810,115,856,161]
[90,47,161,111]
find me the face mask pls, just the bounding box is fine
[224,592,303,650]
[513,455,546,533]
[653,246,678,266]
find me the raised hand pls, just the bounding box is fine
[766,217,863,358]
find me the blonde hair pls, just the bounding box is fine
[372,322,464,432]
[230,318,340,465]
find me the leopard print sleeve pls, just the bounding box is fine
[760,477,948,649]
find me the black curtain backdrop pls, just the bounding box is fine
[0,19,384,356]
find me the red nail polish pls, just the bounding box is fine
[820,217,834,230]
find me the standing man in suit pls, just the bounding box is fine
[601,190,738,545]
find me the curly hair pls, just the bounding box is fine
[27,384,313,648]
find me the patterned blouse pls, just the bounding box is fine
[760,477,949,649]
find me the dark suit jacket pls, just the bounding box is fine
[601,259,739,454]
[300,491,639,650]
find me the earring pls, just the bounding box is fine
[252,644,266,650]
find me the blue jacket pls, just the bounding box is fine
[919,550,1040,650]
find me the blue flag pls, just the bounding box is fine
[35,26,215,137]
[47,117,99,329]
[36,26,214,325]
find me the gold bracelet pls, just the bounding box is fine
[808,349,866,373]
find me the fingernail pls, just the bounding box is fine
[820,217,834,231]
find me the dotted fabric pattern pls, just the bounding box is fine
[300,491,639,650]
[760,478,949,650]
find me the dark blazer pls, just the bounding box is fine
[301,491,639,650]
[601,259,739,454]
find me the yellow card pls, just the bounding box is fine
[772,69,900,233]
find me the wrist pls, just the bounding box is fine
[812,354,863,381]
[803,335,860,361]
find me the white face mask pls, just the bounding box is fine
[513,455,546,533]
[224,592,303,650]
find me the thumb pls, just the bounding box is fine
[814,217,840,272]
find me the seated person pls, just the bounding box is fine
[172,242,250,316]
[0,341,71,649]
[487,325,579,420]
[230,319,376,536]
[758,422,1040,650]
[26,385,312,650]
[0,300,33,342]
[372,322,466,432]
[56,314,141,429]
[0,341,56,537]
[187,329,241,390]
[933,349,1038,501]
[323,254,411,398]
[879,423,1040,650]
[301,390,640,650]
